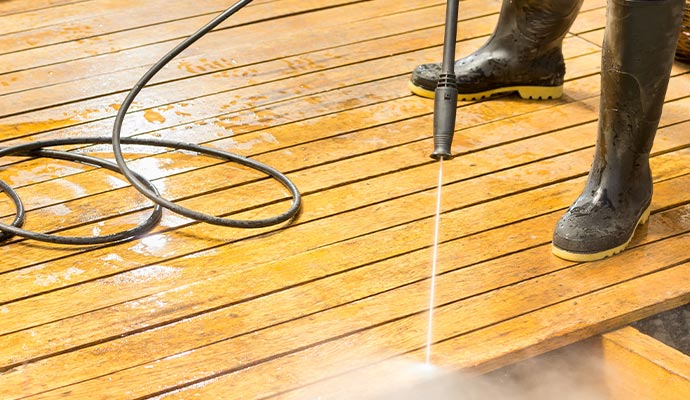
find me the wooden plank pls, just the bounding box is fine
[570,4,607,35]
[0,33,684,316]
[0,0,365,70]
[15,206,689,399]
[0,73,602,283]
[272,264,690,400]
[2,0,608,114]
[0,47,624,206]
[0,1,92,17]
[0,2,478,121]
[0,0,137,35]
[0,21,489,119]
[8,108,688,396]
[0,0,281,38]
[1,1,689,398]
[0,0,446,90]
[5,191,688,396]
[2,72,688,303]
[0,0,279,53]
[0,35,606,206]
[5,45,690,274]
[0,0,605,67]
[600,326,690,400]
[0,33,602,205]
[0,0,611,115]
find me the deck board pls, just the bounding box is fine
[601,327,690,399]
[1,0,690,398]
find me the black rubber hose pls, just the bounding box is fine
[0,137,301,228]
[111,0,295,228]
[0,147,163,245]
[0,0,302,245]
[0,179,26,242]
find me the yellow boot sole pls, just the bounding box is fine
[551,205,652,263]
[408,80,563,101]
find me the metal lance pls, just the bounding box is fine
[430,0,459,160]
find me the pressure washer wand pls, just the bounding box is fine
[430,0,459,160]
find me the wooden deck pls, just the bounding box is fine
[2,0,690,398]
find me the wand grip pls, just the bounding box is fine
[430,0,459,160]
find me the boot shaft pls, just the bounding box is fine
[599,0,685,155]
[494,0,584,46]
[602,0,685,119]
[552,0,684,261]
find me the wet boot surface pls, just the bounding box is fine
[551,0,686,262]
[409,0,583,99]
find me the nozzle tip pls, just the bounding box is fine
[430,150,453,161]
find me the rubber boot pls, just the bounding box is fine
[552,0,685,262]
[409,0,583,100]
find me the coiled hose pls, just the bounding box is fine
[0,0,303,245]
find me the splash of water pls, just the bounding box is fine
[426,158,444,365]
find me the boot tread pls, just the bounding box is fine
[409,81,563,101]
[551,205,651,262]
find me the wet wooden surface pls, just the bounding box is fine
[601,327,690,400]
[1,0,690,398]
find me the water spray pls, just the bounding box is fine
[426,0,460,365]
[430,0,459,160]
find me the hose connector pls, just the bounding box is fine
[430,73,457,160]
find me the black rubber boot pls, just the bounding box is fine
[552,0,685,262]
[409,0,583,100]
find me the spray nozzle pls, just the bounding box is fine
[429,0,459,161]
[430,73,457,161]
